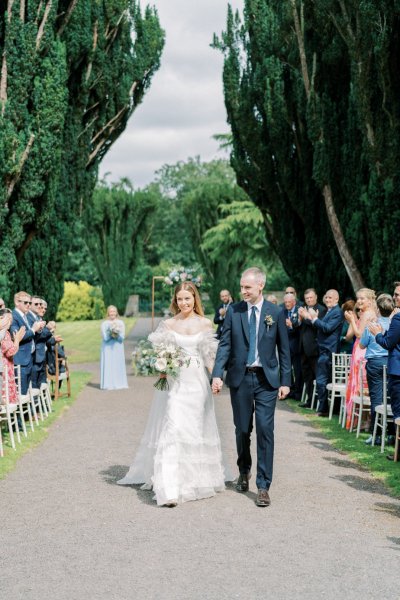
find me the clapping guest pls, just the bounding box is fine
[214,289,233,339]
[46,321,65,382]
[266,294,278,305]
[0,308,26,403]
[283,292,303,400]
[298,289,326,408]
[0,298,5,310]
[100,306,128,390]
[11,292,43,394]
[30,297,52,389]
[340,300,356,354]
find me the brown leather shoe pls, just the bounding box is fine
[255,488,271,507]
[236,473,251,492]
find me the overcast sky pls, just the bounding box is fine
[99,0,244,188]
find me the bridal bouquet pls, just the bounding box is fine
[152,342,191,391]
[109,322,122,339]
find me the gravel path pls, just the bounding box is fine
[1,318,399,600]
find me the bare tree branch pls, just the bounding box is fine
[6,133,35,200]
[36,0,52,51]
[57,0,79,37]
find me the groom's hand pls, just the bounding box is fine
[212,377,223,395]
[278,386,290,400]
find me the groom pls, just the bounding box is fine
[212,267,291,507]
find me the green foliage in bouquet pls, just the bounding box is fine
[56,281,105,321]
[132,340,156,377]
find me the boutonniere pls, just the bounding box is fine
[264,314,275,330]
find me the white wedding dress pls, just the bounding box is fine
[118,318,227,505]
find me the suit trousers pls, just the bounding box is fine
[388,374,400,420]
[19,355,33,395]
[290,351,303,399]
[301,354,318,403]
[230,370,277,490]
[32,361,47,389]
[316,351,332,413]
[365,356,387,432]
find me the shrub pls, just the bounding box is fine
[57,281,106,321]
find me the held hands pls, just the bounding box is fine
[344,310,355,323]
[32,320,44,333]
[212,377,223,395]
[285,318,293,329]
[307,307,318,320]
[278,386,290,400]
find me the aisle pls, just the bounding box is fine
[1,318,399,600]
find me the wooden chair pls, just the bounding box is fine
[327,353,351,421]
[47,343,71,401]
[350,360,371,437]
[372,364,393,453]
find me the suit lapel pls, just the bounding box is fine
[240,302,249,343]
[258,300,267,342]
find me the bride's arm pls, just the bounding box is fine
[198,320,219,373]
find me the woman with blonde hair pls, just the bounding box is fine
[344,288,377,429]
[119,281,230,507]
[100,305,128,390]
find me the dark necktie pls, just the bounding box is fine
[247,306,257,365]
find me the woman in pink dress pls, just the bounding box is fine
[0,309,25,403]
[344,289,377,429]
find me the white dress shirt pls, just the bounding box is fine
[247,298,264,366]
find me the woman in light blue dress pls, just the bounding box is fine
[100,306,128,390]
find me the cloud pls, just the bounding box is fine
[99,0,243,188]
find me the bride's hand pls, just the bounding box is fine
[212,377,223,395]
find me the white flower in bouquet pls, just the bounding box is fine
[152,342,191,390]
[109,322,122,339]
[155,357,167,371]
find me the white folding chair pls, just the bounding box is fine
[350,360,371,436]
[0,366,21,450]
[40,382,53,414]
[394,417,400,462]
[372,364,393,453]
[327,353,351,421]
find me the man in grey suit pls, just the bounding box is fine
[212,267,291,507]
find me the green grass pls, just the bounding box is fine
[57,317,136,364]
[287,399,400,498]
[0,371,91,480]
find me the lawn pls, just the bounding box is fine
[0,371,91,480]
[287,399,400,498]
[57,317,136,364]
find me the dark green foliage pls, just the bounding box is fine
[84,180,159,313]
[0,1,164,313]
[215,1,400,295]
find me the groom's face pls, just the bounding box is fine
[240,275,264,305]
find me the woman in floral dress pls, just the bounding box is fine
[0,309,26,403]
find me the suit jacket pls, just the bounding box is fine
[283,306,301,355]
[10,309,35,366]
[300,303,327,357]
[213,303,232,338]
[311,305,344,354]
[28,312,52,363]
[375,313,400,376]
[212,300,291,389]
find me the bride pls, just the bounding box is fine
[118,281,228,507]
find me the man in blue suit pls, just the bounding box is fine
[11,291,43,395]
[299,290,344,416]
[370,282,400,434]
[212,267,291,507]
[30,297,52,389]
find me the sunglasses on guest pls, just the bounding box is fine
[33,302,43,306]
[18,299,32,305]
[394,292,400,298]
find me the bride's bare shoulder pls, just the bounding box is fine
[163,318,176,329]
[200,316,213,330]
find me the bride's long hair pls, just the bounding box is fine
[170,282,204,316]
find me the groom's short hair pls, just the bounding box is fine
[241,267,266,286]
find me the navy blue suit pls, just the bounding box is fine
[376,313,400,419]
[284,306,303,399]
[212,300,291,490]
[29,312,52,388]
[11,309,35,394]
[310,305,344,413]
[213,302,232,339]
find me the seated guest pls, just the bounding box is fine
[360,293,393,445]
[214,289,233,339]
[283,292,303,400]
[301,290,344,416]
[11,292,43,394]
[0,308,26,403]
[370,282,400,459]
[46,322,66,382]
[340,300,356,354]
[298,289,326,407]
[30,297,52,389]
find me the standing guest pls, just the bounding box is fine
[340,300,356,354]
[360,293,393,445]
[370,282,400,459]
[11,292,43,394]
[0,308,26,403]
[212,267,291,507]
[284,286,304,307]
[298,288,326,407]
[100,305,128,390]
[266,294,278,305]
[30,297,52,389]
[344,288,377,429]
[214,289,233,339]
[301,290,344,416]
[283,292,303,400]
[0,298,5,310]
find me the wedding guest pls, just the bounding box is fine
[46,322,66,385]
[100,305,128,390]
[371,282,400,459]
[266,294,278,305]
[30,297,52,389]
[0,298,5,310]
[301,290,344,416]
[11,292,43,394]
[214,289,233,339]
[298,289,326,407]
[284,286,304,307]
[360,293,392,445]
[283,293,303,400]
[340,299,356,354]
[0,308,26,403]
[344,288,377,429]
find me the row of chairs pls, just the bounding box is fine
[302,353,399,458]
[0,345,71,457]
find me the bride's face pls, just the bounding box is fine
[176,289,195,315]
